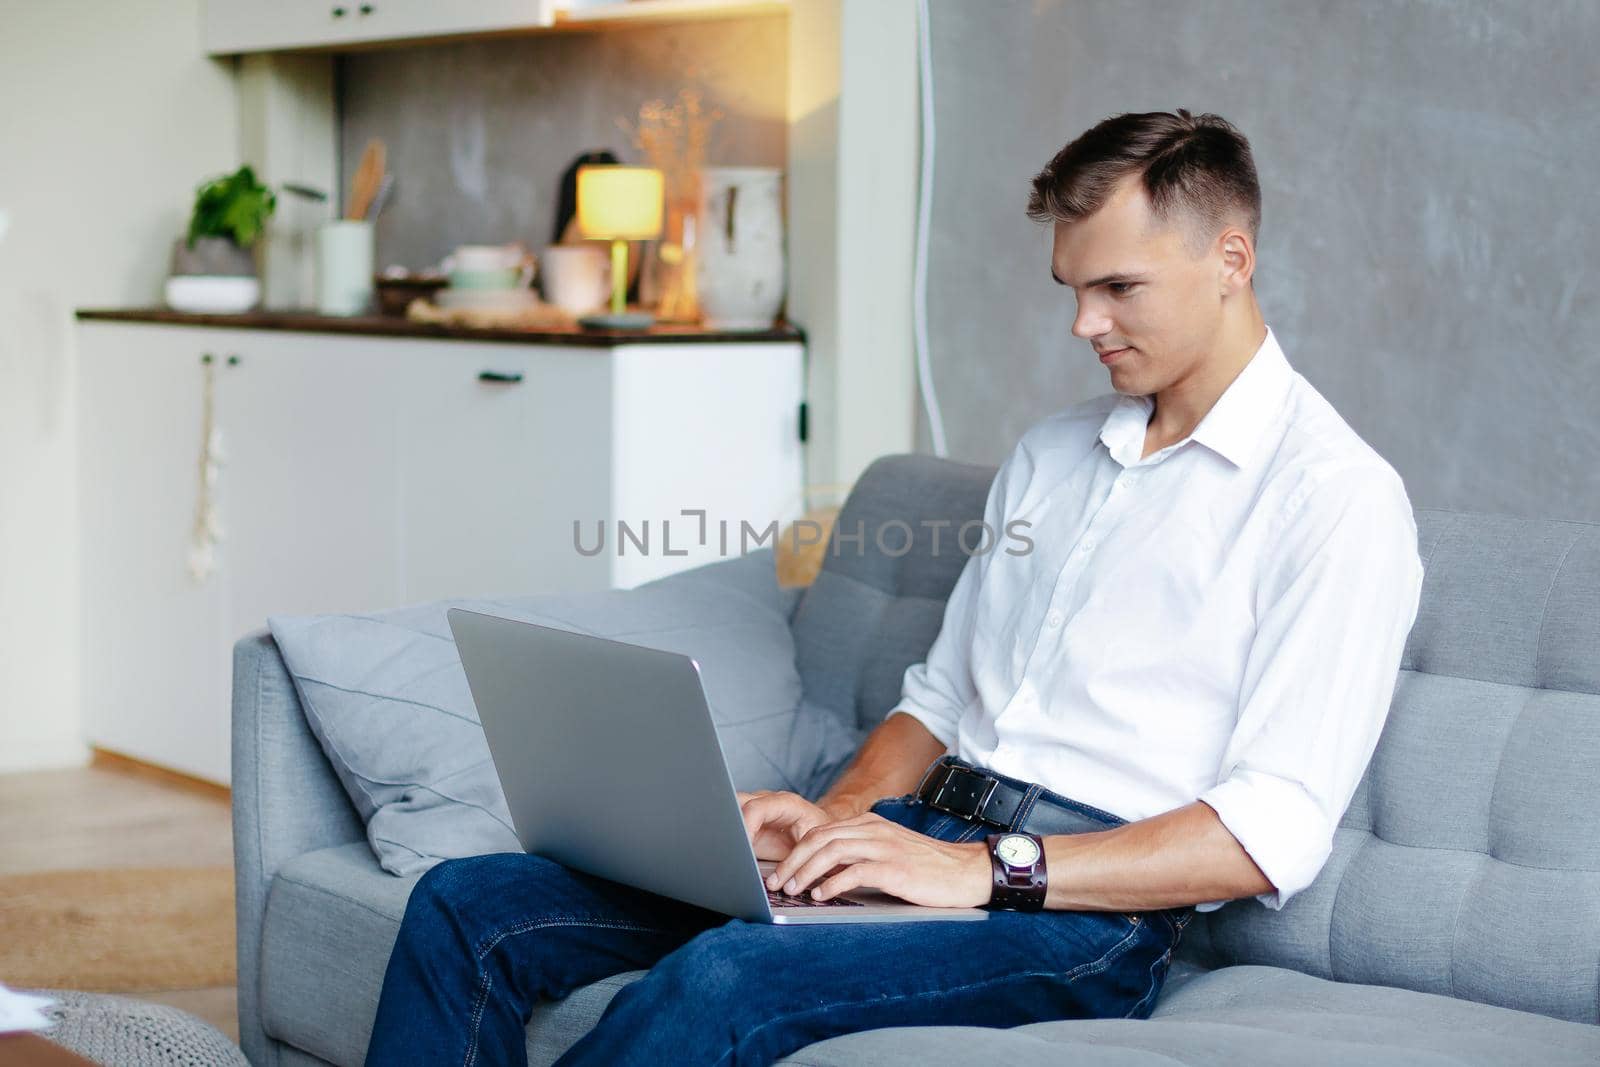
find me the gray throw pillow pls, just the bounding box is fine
[267,552,863,876]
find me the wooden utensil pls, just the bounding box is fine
[346,138,387,220]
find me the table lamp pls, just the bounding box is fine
[576,164,664,329]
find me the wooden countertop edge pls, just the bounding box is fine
[75,308,806,347]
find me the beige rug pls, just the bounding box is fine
[0,866,236,992]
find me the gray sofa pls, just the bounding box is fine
[233,453,1600,1066]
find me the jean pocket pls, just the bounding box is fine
[1029,908,1149,972]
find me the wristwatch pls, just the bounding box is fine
[986,831,1047,911]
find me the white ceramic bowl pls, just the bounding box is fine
[434,287,540,311]
[164,275,261,314]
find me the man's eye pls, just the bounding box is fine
[1108,282,1136,296]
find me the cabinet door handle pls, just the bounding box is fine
[478,371,524,384]
[332,6,347,17]
[359,2,374,12]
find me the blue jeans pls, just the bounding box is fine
[364,756,1192,1066]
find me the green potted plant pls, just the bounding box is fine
[165,164,277,314]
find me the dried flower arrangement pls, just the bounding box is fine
[617,88,724,322]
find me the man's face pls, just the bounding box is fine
[1050,177,1228,397]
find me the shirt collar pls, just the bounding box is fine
[1097,326,1293,471]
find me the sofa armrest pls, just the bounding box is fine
[231,548,793,1063]
[232,629,365,1067]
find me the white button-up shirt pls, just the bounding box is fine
[897,327,1424,909]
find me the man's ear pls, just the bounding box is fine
[1218,227,1255,294]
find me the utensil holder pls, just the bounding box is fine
[316,220,375,316]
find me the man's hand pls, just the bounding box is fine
[736,790,843,862]
[761,811,992,909]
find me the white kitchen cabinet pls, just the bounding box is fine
[217,332,407,630]
[203,0,555,56]
[394,342,612,601]
[76,318,804,782]
[202,0,787,54]
[78,331,233,785]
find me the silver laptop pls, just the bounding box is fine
[447,608,988,925]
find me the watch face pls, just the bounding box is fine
[996,834,1040,868]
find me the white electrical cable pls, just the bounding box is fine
[913,0,948,457]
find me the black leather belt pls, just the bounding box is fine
[914,756,1028,828]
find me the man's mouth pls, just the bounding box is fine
[1097,347,1132,364]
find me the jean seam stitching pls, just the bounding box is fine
[473,916,668,961]
[463,973,488,1067]
[705,923,1148,1067]
[463,916,674,1065]
[1121,947,1170,1020]
[1013,785,1042,829]
[1056,921,1145,983]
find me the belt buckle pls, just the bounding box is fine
[929,764,998,820]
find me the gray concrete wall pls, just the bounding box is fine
[921,0,1599,521]
[339,18,787,271]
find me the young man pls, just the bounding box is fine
[364,110,1424,1066]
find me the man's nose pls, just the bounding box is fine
[1071,300,1111,340]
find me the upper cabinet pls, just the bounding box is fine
[204,0,553,55]
[203,0,786,55]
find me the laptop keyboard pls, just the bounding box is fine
[767,888,865,908]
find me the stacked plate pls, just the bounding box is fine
[433,288,540,311]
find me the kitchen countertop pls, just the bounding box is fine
[75,308,805,347]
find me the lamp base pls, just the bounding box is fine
[578,310,656,330]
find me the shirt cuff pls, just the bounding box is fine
[891,704,956,750]
[895,662,961,748]
[1197,769,1333,910]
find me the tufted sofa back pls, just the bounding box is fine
[791,454,995,733]
[792,454,1600,1024]
[1186,510,1600,1024]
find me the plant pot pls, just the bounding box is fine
[170,235,257,278]
[164,276,262,314]
[166,236,261,314]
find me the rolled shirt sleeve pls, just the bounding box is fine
[1197,466,1424,909]
[894,440,1032,748]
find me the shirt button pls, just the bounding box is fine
[1046,611,1064,628]
[1080,537,1096,552]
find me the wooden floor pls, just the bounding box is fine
[0,762,239,1042]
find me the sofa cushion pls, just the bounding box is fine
[267,548,859,876]
[1183,513,1600,1024]
[791,454,998,733]
[260,842,652,1067]
[262,847,1597,1067]
[784,965,1600,1066]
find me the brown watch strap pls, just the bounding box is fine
[987,832,1047,911]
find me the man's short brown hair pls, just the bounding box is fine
[1027,109,1261,247]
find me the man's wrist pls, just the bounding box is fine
[985,831,1048,911]
[817,793,871,820]
[968,841,994,907]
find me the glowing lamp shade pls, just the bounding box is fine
[577,166,664,240]
[575,166,664,327]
